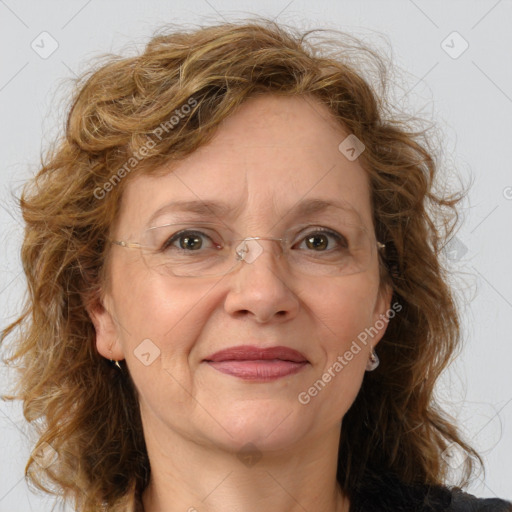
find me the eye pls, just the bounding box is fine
[296,228,348,252]
[162,230,219,252]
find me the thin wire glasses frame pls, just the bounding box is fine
[109,222,387,279]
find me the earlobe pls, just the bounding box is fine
[86,297,124,361]
[381,283,393,315]
[372,283,394,345]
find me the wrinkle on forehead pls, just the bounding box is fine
[115,94,374,237]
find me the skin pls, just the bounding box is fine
[89,94,392,512]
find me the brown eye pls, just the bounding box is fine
[299,229,348,252]
[305,233,328,251]
[178,233,203,250]
[163,230,214,252]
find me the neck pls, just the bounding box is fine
[140,416,350,512]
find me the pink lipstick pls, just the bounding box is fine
[204,345,309,381]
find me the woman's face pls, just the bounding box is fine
[92,94,392,453]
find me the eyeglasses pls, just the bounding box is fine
[109,222,386,278]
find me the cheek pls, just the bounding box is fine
[304,275,378,412]
[110,261,210,365]
[312,274,379,348]
[110,270,213,416]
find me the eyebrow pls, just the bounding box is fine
[147,198,363,227]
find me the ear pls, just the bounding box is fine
[370,282,394,348]
[86,295,125,361]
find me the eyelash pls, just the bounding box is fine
[161,227,349,253]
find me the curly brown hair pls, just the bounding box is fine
[1,18,482,512]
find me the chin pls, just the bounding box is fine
[200,407,308,453]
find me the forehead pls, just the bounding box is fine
[117,95,373,233]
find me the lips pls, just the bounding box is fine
[203,345,309,381]
[204,345,308,363]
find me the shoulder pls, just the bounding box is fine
[449,488,512,512]
[349,471,512,512]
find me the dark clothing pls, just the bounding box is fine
[349,472,512,512]
[130,472,512,511]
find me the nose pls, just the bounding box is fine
[223,238,300,323]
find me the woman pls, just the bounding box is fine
[1,19,510,512]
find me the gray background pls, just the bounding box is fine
[1,0,511,510]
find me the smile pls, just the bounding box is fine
[205,360,309,381]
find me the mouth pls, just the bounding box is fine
[203,345,309,381]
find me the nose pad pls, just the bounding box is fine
[234,237,283,265]
[235,238,263,264]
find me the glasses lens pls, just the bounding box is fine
[139,223,236,277]
[285,225,374,276]
[137,222,377,278]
